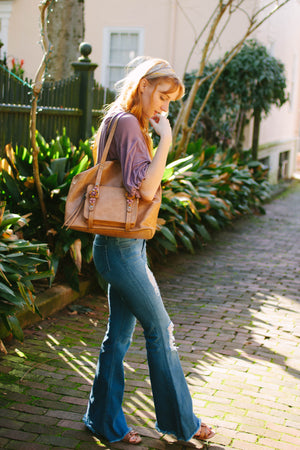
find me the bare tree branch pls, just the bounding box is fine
[248,0,291,33]
[206,11,231,62]
[182,3,220,77]
[176,0,197,40]
[173,0,291,158]
[173,1,233,140]
[29,0,54,227]
[175,36,247,158]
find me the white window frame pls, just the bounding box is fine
[0,1,13,59]
[101,27,144,88]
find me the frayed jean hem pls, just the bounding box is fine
[155,417,201,442]
[82,416,131,443]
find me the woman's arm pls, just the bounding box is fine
[139,115,172,201]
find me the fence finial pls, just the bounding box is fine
[79,42,92,62]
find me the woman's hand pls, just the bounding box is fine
[149,114,172,142]
[139,115,173,201]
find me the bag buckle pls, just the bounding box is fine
[125,193,135,212]
[88,184,100,211]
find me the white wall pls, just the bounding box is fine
[6,0,42,80]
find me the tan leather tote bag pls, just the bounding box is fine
[64,116,162,239]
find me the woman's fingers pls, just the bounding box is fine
[149,114,172,138]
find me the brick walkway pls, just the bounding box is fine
[1,181,300,450]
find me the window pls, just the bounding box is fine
[102,28,144,88]
[278,150,290,180]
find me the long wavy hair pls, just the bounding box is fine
[99,57,185,154]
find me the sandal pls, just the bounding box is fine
[193,423,215,440]
[122,430,142,445]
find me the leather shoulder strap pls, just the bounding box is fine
[97,112,125,164]
[99,116,120,165]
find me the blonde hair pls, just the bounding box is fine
[101,57,185,154]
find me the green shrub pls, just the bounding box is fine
[0,130,95,290]
[1,129,271,289]
[148,139,271,257]
[0,208,53,340]
[181,40,287,153]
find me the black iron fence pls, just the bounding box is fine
[0,43,115,151]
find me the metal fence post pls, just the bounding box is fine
[72,42,98,141]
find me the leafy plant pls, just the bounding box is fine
[1,127,271,291]
[9,57,25,78]
[182,40,287,155]
[0,209,53,341]
[0,129,95,290]
[148,139,271,258]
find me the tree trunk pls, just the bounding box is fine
[46,0,85,81]
[252,107,261,161]
[234,109,245,152]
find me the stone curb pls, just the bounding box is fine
[0,279,93,340]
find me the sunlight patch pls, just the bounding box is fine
[47,334,60,345]
[15,348,27,359]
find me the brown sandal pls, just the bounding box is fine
[193,423,215,440]
[122,430,142,445]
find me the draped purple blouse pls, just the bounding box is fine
[97,112,151,198]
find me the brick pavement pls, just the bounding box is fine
[1,180,300,450]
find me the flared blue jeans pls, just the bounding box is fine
[83,235,200,442]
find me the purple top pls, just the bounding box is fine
[97,112,151,198]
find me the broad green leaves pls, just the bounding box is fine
[0,130,95,290]
[0,210,52,340]
[148,139,271,258]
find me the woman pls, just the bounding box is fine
[83,57,215,445]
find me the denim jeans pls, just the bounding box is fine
[83,235,200,442]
